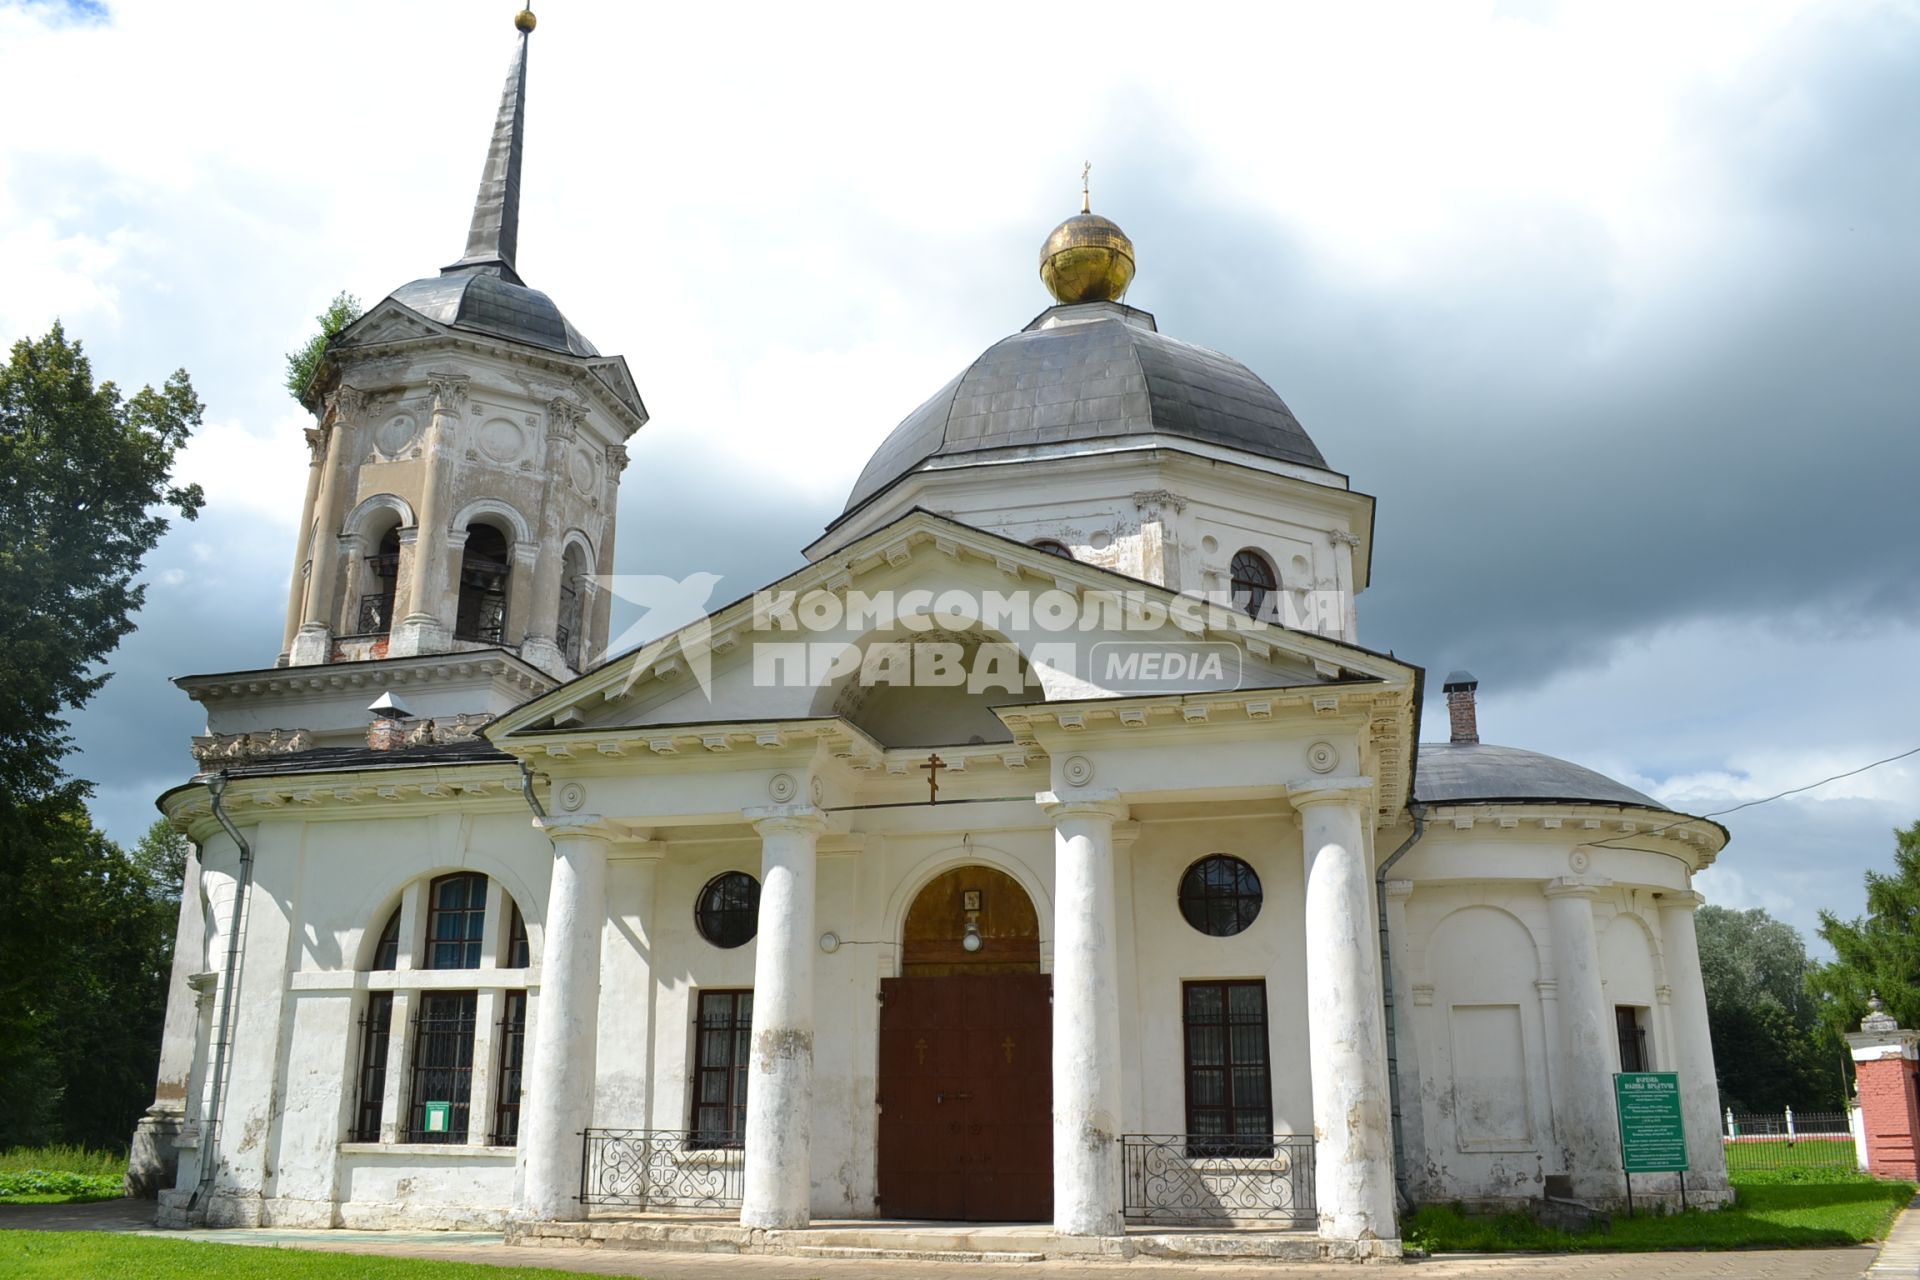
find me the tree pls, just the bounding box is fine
[128,818,190,906]
[0,323,204,803]
[0,325,203,1148]
[1696,905,1845,1111]
[283,292,362,402]
[1808,820,1920,1046]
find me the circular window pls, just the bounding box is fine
[696,871,762,949]
[1178,855,1263,937]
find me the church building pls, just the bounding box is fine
[131,12,1732,1260]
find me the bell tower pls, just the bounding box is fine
[282,9,646,681]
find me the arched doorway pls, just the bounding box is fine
[878,866,1051,1222]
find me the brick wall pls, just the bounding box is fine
[1856,1055,1920,1179]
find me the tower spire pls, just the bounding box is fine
[446,12,535,283]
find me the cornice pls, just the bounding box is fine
[181,652,554,706]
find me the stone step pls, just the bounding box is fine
[791,1245,1047,1263]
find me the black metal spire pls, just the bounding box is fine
[445,22,530,283]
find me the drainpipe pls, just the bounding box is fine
[1375,802,1426,1213]
[519,758,547,820]
[192,772,254,1211]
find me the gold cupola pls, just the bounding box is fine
[1039,164,1136,304]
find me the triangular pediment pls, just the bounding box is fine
[492,510,1416,747]
[336,298,452,350]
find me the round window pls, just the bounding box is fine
[696,871,761,949]
[1178,855,1263,937]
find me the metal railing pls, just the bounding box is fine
[1120,1134,1316,1226]
[579,1129,744,1211]
[1723,1108,1857,1172]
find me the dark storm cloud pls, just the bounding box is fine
[1085,9,1920,698]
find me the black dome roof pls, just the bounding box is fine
[843,302,1329,517]
[389,267,597,358]
[1415,742,1665,810]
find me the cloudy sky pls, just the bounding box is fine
[3,0,1914,946]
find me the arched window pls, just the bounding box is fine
[557,543,589,669]
[454,523,511,644]
[357,526,402,635]
[1178,854,1264,937]
[1230,549,1278,621]
[372,906,401,970]
[696,871,761,949]
[425,872,488,970]
[1030,539,1074,560]
[505,904,529,969]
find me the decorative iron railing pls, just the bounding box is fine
[579,1128,744,1211]
[1120,1133,1316,1226]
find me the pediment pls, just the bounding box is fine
[493,510,1416,747]
[337,299,450,350]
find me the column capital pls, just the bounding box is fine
[1384,877,1416,901]
[1656,889,1707,911]
[1543,874,1612,900]
[1036,790,1128,823]
[745,804,831,836]
[1287,776,1376,810]
[536,813,622,844]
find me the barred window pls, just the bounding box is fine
[425,873,487,970]
[695,872,761,949]
[1178,854,1264,937]
[1616,1006,1650,1073]
[407,991,478,1143]
[454,523,511,644]
[351,992,394,1142]
[492,991,529,1146]
[1230,549,1278,621]
[690,990,753,1148]
[1183,979,1273,1156]
[373,906,402,970]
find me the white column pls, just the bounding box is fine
[389,373,463,657]
[518,815,612,1221]
[741,807,825,1229]
[1041,791,1129,1236]
[1657,889,1731,1201]
[1544,875,1626,1202]
[1292,778,1396,1249]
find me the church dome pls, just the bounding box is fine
[389,268,598,358]
[842,302,1329,518]
[1414,742,1666,810]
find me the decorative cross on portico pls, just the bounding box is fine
[920,752,945,804]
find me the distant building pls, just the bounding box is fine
[131,13,1731,1257]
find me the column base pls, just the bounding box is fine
[287,622,333,666]
[388,614,452,658]
[127,1104,185,1198]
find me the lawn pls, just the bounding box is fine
[0,1146,125,1205]
[1407,1163,1917,1254]
[0,1233,594,1279]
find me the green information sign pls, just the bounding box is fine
[423,1101,452,1134]
[1614,1072,1688,1173]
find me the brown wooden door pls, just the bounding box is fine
[877,973,1051,1221]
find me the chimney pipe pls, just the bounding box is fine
[1443,670,1478,745]
[367,691,413,751]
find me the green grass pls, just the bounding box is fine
[0,1146,125,1204]
[0,1233,606,1279]
[1406,1166,1916,1255]
[1725,1137,1858,1175]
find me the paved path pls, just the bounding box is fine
[0,1199,1889,1278]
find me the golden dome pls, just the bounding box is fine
[1039,204,1135,305]
[514,8,537,33]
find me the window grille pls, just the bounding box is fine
[492,991,528,1146]
[407,991,478,1143]
[454,525,510,644]
[425,873,487,970]
[1183,980,1274,1157]
[351,992,394,1142]
[695,872,761,949]
[690,990,754,1148]
[1177,855,1264,937]
[1616,1006,1650,1073]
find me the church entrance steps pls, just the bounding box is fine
[508,1215,1337,1262]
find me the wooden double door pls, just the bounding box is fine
[876,973,1052,1221]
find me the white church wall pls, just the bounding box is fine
[1403,885,1556,1205]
